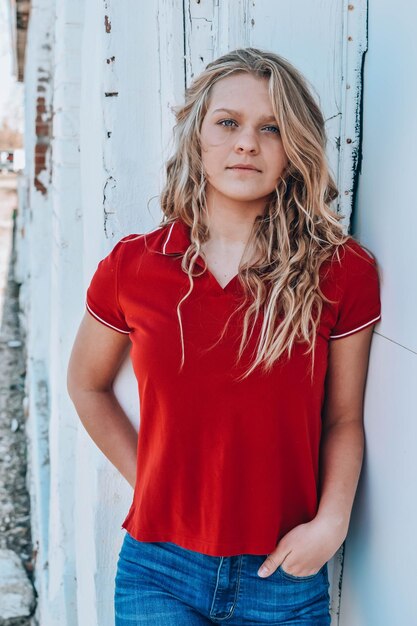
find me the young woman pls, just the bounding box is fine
[67,48,382,625]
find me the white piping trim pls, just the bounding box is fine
[85,301,130,334]
[120,234,144,243]
[162,222,175,254]
[329,314,381,339]
[120,226,164,243]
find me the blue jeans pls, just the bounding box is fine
[114,531,331,625]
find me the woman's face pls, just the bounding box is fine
[200,72,289,212]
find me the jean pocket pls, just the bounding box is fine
[278,563,324,582]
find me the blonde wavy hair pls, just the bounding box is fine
[157,47,354,381]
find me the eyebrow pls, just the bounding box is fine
[211,108,278,123]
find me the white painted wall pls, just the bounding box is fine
[46,1,85,624]
[16,1,398,624]
[15,1,54,624]
[338,1,417,624]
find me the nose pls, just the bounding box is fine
[234,127,259,154]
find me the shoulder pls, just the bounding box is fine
[118,224,168,248]
[114,224,170,263]
[340,236,377,264]
[325,237,382,338]
[326,236,379,277]
[104,224,177,286]
[327,237,381,311]
[319,237,381,305]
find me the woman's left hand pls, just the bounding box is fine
[257,515,348,578]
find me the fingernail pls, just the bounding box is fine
[258,566,269,577]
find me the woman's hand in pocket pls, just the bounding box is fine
[257,516,347,578]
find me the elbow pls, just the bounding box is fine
[66,353,84,402]
[66,364,79,404]
[66,359,114,402]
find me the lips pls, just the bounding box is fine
[228,165,260,172]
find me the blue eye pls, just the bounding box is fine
[218,119,237,127]
[217,119,280,134]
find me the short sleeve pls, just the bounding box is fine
[85,238,131,334]
[329,242,382,340]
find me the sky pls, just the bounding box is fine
[0,0,24,132]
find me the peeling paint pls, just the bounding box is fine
[34,92,52,197]
[336,0,368,228]
[184,0,216,82]
[336,543,345,619]
[103,176,117,238]
[34,178,47,195]
[325,112,342,122]
[104,14,111,33]
[349,5,368,227]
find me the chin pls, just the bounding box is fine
[224,191,269,202]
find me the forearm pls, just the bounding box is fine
[71,389,138,489]
[316,420,365,535]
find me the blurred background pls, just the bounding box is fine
[0,1,30,626]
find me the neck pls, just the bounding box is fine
[204,195,266,247]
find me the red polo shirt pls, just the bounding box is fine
[85,217,382,557]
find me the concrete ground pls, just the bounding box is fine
[0,173,36,625]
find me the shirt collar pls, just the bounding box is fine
[161,218,192,255]
[160,217,242,295]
